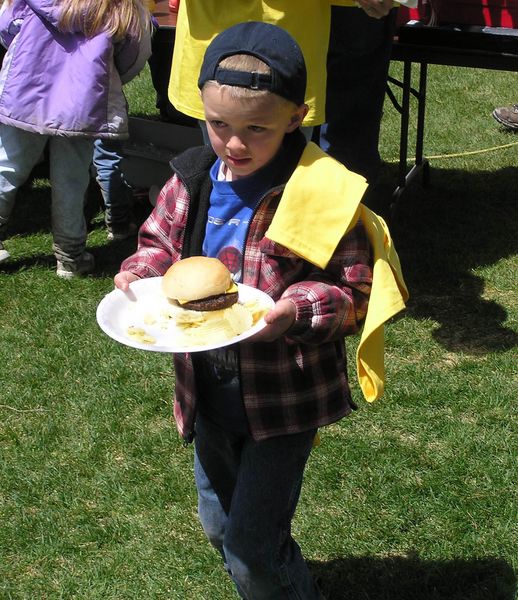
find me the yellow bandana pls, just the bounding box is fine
[266,142,409,401]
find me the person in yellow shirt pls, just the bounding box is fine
[167,1,330,130]
[164,0,415,184]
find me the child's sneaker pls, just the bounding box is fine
[56,251,95,279]
[0,240,9,263]
[106,221,137,242]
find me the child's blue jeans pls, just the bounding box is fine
[92,138,133,231]
[0,123,92,262]
[194,412,323,599]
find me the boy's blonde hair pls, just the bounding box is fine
[203,54,283,103]
[58,0,148,40]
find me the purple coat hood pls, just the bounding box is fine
[0,0,151,138]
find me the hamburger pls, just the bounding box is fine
[160,257,255,346]
[162,256,239,311]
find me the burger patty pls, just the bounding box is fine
[178,291,239,312]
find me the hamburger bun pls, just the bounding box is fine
[162,257,239,311]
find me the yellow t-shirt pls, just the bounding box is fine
[168,0,331,126]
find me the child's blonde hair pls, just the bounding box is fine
[59,0,148,41]
[203,54,276,102]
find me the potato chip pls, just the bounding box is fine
[127,326,146,337]
[127,325,156,345]
[224,303,253,335]
[243,299,270,324]
[162,303,205,325]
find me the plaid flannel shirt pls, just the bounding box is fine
[120,144,372,442]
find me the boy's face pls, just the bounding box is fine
[202,85,308,180]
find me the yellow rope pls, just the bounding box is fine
[388,139,518,162]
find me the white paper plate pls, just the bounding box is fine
[96,277,274,353]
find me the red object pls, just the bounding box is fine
[168,0,179,12]
[397,0,518,28]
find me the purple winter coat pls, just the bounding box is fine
[0,0,152,138]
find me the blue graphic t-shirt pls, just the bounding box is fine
[198,157,279,433]
[203,158,277,282]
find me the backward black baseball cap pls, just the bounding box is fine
[198,21,307,106]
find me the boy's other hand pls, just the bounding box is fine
[356,0,394,18]
[114,271,140,291]
[248,299,296,343]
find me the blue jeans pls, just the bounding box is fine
[92,138,133,230]
[0,123,93,261]
[194,412,322,599]
[320,7,397,182]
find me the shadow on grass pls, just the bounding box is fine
[366,164,518,354]
[309,554,516,600]
[0,238,138,278]
[0,171,150,277]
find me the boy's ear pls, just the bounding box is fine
[286,104,309,133]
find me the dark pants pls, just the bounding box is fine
[148,29,197,127]
[320,7,398,183]
[194,412,322,599]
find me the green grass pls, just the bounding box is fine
[0,64,517,599]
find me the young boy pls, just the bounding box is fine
[115,21,375,599]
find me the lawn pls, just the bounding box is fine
[0,62,517,600]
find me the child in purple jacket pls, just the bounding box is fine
[0,0,151,276]
[115,22,372,599]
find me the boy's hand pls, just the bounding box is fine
[248,299,296,343]
[114,271,140,291]
[356,0,394,18]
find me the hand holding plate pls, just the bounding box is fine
[247,299,296,343]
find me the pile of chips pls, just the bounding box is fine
[163,303,253,347]
[125,298,269,348]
